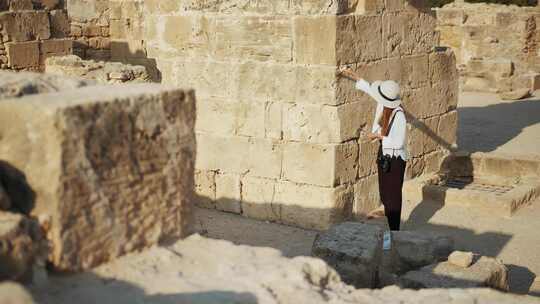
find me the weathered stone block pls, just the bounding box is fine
[0,82,196,271]
[283,102,363,144]
[437,9,466,26]
[337,15,383,64]
[49,9,69,38]
[391,230,454,274]
[6,41,39,69]
[438,110,458,147]
[215,173,242,214]
[282,141,358,187]
[399,256,509,291]
[194,170,216,209]
[293,15,336,65]
[353,175,381,217]
[448,251,474,268]
[0,11,51,42]
[40,39,73,62]
[312,222,383,288]
[196,134,282,179]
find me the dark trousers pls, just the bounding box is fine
[377,144,406,231]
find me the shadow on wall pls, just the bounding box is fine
[0,161,36,215]
[458,97,540,153]
[108,41,162,83]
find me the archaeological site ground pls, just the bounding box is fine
[0,0,540,303]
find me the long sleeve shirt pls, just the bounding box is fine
[356,79,409,161]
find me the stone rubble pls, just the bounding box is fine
[45,55,151,84]
[27,234,539,304]
[437,1,540,93]
[399,256,510,291]
[448,251,474,268]
[0,282,35,304]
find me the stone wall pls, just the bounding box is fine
[104,0,458,230]
[0,71,195,271]
[437,1,540,93]
[0,0,72,71]
[67,0,111,61]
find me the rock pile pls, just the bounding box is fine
[312,222,509,291]
[45,55,151,84]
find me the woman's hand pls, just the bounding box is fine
[367,133,382,141]
[337,68,361,81]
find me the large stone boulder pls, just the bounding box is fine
[0,78,196,271]
[390,230,454,274]
[0,212,43,281]
[399,256,509,291]
[0,282,35,304]
[312,222,382,288]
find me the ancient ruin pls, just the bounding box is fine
[1,0,539,303]
[437,1,540,94]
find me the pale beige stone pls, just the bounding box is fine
[448,251,474,268]
[0,282,35,304]
[282,142,358,187]
[215,173,242,214]
[0,81,195,271]
[194,170,216,209]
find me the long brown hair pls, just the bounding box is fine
[379,107,394,136]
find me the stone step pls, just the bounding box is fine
[404,152,540,216]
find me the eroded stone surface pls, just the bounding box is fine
[0,71,94,99]
[399,256,509,291]
[312,222,382,288]
[45,55,151,84]
[0,76,196,271]
[30,235,539,304]
[448,251,474,268]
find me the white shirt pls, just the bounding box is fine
[356,79,408,161]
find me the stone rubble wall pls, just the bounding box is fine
[105,0,458,230]
[0,0,72,71]
[45,54,151,83]
[437,1,540,93]
[67,0,111,61]
[0,71,195,271]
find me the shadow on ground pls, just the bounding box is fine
[458,97,540,153]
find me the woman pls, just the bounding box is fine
[341,69,408,249]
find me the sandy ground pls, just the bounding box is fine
[458,91,540,157]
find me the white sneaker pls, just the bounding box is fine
[383,231,391,250]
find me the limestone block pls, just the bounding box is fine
[194,170,216,209]
[358,138,379,179]
[67,0,109,23]
[0,83,196,271]
[196,134,282,179]
[243,178,353,230]
[241,177,281,222]
[0,282,35,304]
[195,98,266,138]
[0,212,42,281]
[37,0,60,10]
[161,15,211,58]
[391,230,454,274]
[437,110,458,147]
[174,60,240,100]
[448,251,474,268]
[282,141,358,187]
[283,102,363,144]
[437,9,467,26]
[499,88,531,100]
[353,175,381,217]
[399,256,509,291]
[293,15,336,65]
[337,15,383,64]
[49,9,70,38]
[383,11,437,57]
[215,173,242,214]
[0,11,51,42]
[312,222,383,288]
[0,0,32,11]
[212,16,292,63]
[6,41,39,69]
[401,55,429,89]
[40,39,73,62]
[429,47,457,84]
